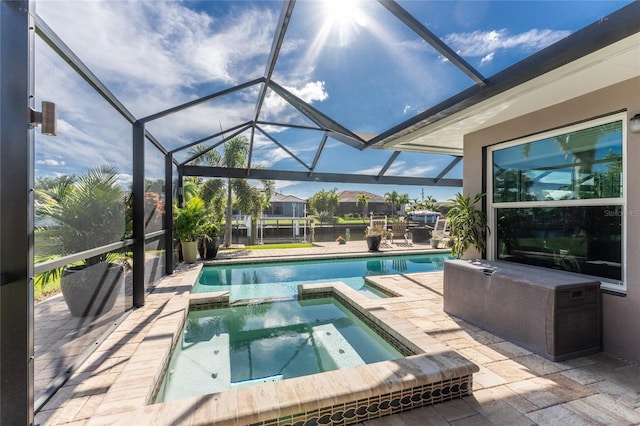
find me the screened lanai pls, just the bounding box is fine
[1,0,638,424]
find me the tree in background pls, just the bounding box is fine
[356,193,371,223]
[385,190,410,218]
[232,179,273,245]
[308,189,339,224]
[35,175,77,193]
[424,195,438,211]
[409,195,440,217]
[384,190,399,217]
[199,178,226,231]
[221,137,249,247]
[179,178,200,202]
[187,136,249,247]
[397,193,410,217]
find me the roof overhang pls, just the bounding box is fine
[369,2,640,155]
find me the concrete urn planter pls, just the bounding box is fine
[60,262,123,317]
[181,241,199,264]
[367,235,382,251]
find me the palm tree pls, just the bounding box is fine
[384,190,400,218]
[232,179,271,245]
[199,179,226,228]
[397,193,410,217]
[187,137,249,247]
[355,193,370,222]
[260,177,275,204]
[35,165,127,313]
[36,165,126,268]
[222,137,249,247]
[424,195,438,211]
[187,143,223,167]
[178,178,199,202]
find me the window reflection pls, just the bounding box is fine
[496,206,622,281]
[493,121,622,202]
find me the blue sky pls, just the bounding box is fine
[34,0,631,203]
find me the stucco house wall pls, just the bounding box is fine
[463,76,640,363]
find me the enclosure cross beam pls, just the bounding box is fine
[183,165,462,187]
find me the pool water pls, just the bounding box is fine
[194,253,449,300]
[157,297,404,402]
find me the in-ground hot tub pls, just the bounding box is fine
[157,296,406,402]
[147,282,479,425]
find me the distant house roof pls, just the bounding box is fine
[337,190,385,203]
[269,192,306,203]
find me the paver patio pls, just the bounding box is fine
[34,241,640,425]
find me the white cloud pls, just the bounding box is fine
[352,165,384,175]
[36,159,65,166]
[36,1,278,118]
[34,0,331,169]
[274,180,299,191]
[444,28,571,59]
[386,161,437,177]
[288,81,329,104]
[116,173,133,189]
[480,52,495,64]
[350,160,436,177]
[261,81,328,124]
[253,146,291,168]
[403,105,412,115]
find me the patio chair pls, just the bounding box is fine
[390,220,411,245]
[430,217,450,246]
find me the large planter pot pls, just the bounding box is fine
[198,237,221,260]
[60,262,124,317]
[181,240,199,264]
[366,235,382,252]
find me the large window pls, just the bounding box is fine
[488,115,625,291]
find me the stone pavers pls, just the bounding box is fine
[360,272,640,425]
[35,245,640,425]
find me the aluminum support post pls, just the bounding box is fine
[0,1,34,423]
[132,122,145,307]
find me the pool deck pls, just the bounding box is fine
[35,241,640,425]
[211,239,444,263]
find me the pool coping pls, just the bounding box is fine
[80,261,478,425]
[203,248,451,266]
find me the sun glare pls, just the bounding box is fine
[325,0,361,25]
[323,0,366,46]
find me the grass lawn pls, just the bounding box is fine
[34,276,61,303]
[221,216,406,227]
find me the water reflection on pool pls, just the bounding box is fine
[194,253,449,300]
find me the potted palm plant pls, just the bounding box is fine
[36,165,126,317]
[174,196,207,264]
[198,222,220,260]
[446,192,490,258]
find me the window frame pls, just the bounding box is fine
[486,112,627,292]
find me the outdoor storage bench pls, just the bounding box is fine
[443,259,602,361]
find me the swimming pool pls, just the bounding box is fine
[194,253,449,300]
[157,297,405,402]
